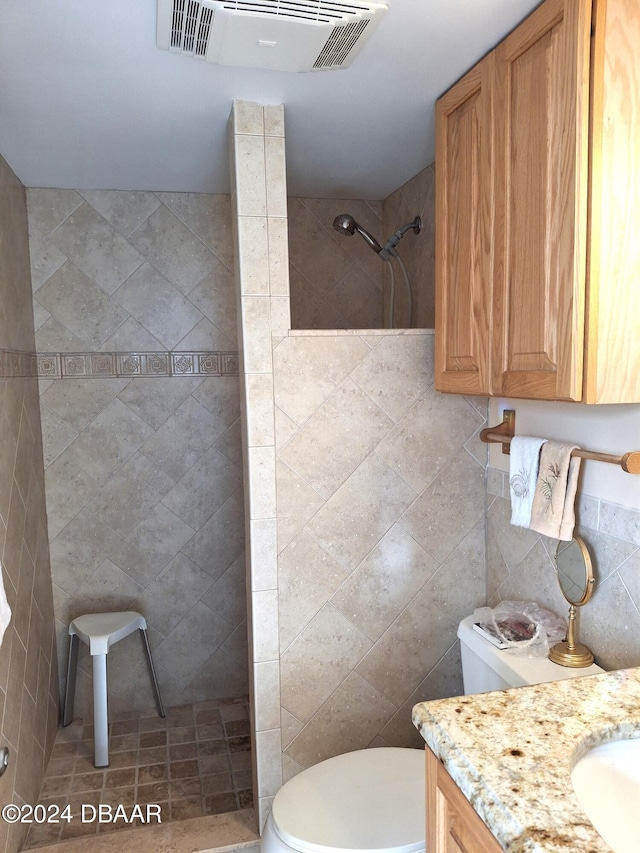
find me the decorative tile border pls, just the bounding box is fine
[32,351,239,380]
[0,348,39,378]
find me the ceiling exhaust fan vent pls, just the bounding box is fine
[157,0,388,72]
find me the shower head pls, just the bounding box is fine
[333,214,384,254]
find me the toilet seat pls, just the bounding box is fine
[267,748,425,853]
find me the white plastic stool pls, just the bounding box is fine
[62,611,165,768]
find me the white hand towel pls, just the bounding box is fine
[530,441,582,541]
[0,562,12,647]
[509,436,547,529]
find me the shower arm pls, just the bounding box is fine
[353,224,383,254]
[379,216,421,261]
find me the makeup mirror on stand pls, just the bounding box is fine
[549,535,595,667]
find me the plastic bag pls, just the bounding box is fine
[473,600,566,658]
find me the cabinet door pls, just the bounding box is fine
[435,54,494,395]
[585,0,640,403]
[426,748,501,853]
[492,0,592,400]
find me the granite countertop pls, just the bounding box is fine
[412,666,640,852]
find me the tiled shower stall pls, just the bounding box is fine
[0,100,479,851]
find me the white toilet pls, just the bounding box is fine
[262,614,603,853]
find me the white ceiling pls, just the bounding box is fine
[0,0,541,200]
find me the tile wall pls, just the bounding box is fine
[487,471,640,670]
[287,163,435,331]
[231,101,487,830]
[229,101,289,830]
[383,163,436,329]
[28,188,248,718]
[287,199,384,329]
[274,332,487,770]
[0,154,59,853]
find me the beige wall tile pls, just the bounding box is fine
[254,660,281,731]
[376,388,485,493]
[426,520,486,624]
[281,708,304,750]
[245,373,275,447]
[273,335,369,425]
[26,188,83,236]
[113,261,204,349]
[64,398,154,486]
[255,727,282,799]
[36,261,129,350]
[128,204,218,295]
[233,100,265,136]
[263,104,285,137]
[237,216,269,296]
[28,225,66,292]
[249,518,277,591]
[265,137,287,219]
[280,605,372,723]
[154,601,232,683]
[252,589,279,663]
[350,334,435,421]
[325,266,384,329]
[279,377,393,499]
[161,446,242,529]
[1,157,56,845]
[41,378,129,433]
[278,531,350,651]
[157,192,234,269]
[285,672,396,768]
[29,188,247,719]
[234,136,267,218]
[355,588,458,705]
[306,454,417,571]
[247,446,277,519]
[330,523,439,642]
[270,297,290,338]
[47,201,144,295]
[39,405,78,468]
[382,163,436,329]
[275,460,324,554]
[400,451,485,564]
[267,217,290,297]
[79,189,161,238]
[241,297,272,373]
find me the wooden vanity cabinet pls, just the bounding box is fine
[426,747,502,853]
[435,0,640,403]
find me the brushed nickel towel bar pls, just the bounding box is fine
[480,409,640,474]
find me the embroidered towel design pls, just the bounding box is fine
[530,441,582,541]
[509,436,547,529]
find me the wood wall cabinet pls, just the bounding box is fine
[435,0,640,403]
[425,747,501,853]
[434,53,494,396]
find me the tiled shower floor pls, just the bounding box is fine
[24,697,252,850]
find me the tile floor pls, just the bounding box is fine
[24,697,253,850]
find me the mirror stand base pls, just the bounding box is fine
[549,640,595,668]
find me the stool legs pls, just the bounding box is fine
[140,629,165,718]
[62,633,79,727]
[92,654,109,768]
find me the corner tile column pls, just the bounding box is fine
[230,100,290,829]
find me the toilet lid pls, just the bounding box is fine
[271,748,425,853]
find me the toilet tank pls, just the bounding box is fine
[457,615,604,694]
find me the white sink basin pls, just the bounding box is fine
[571,736,640,853]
